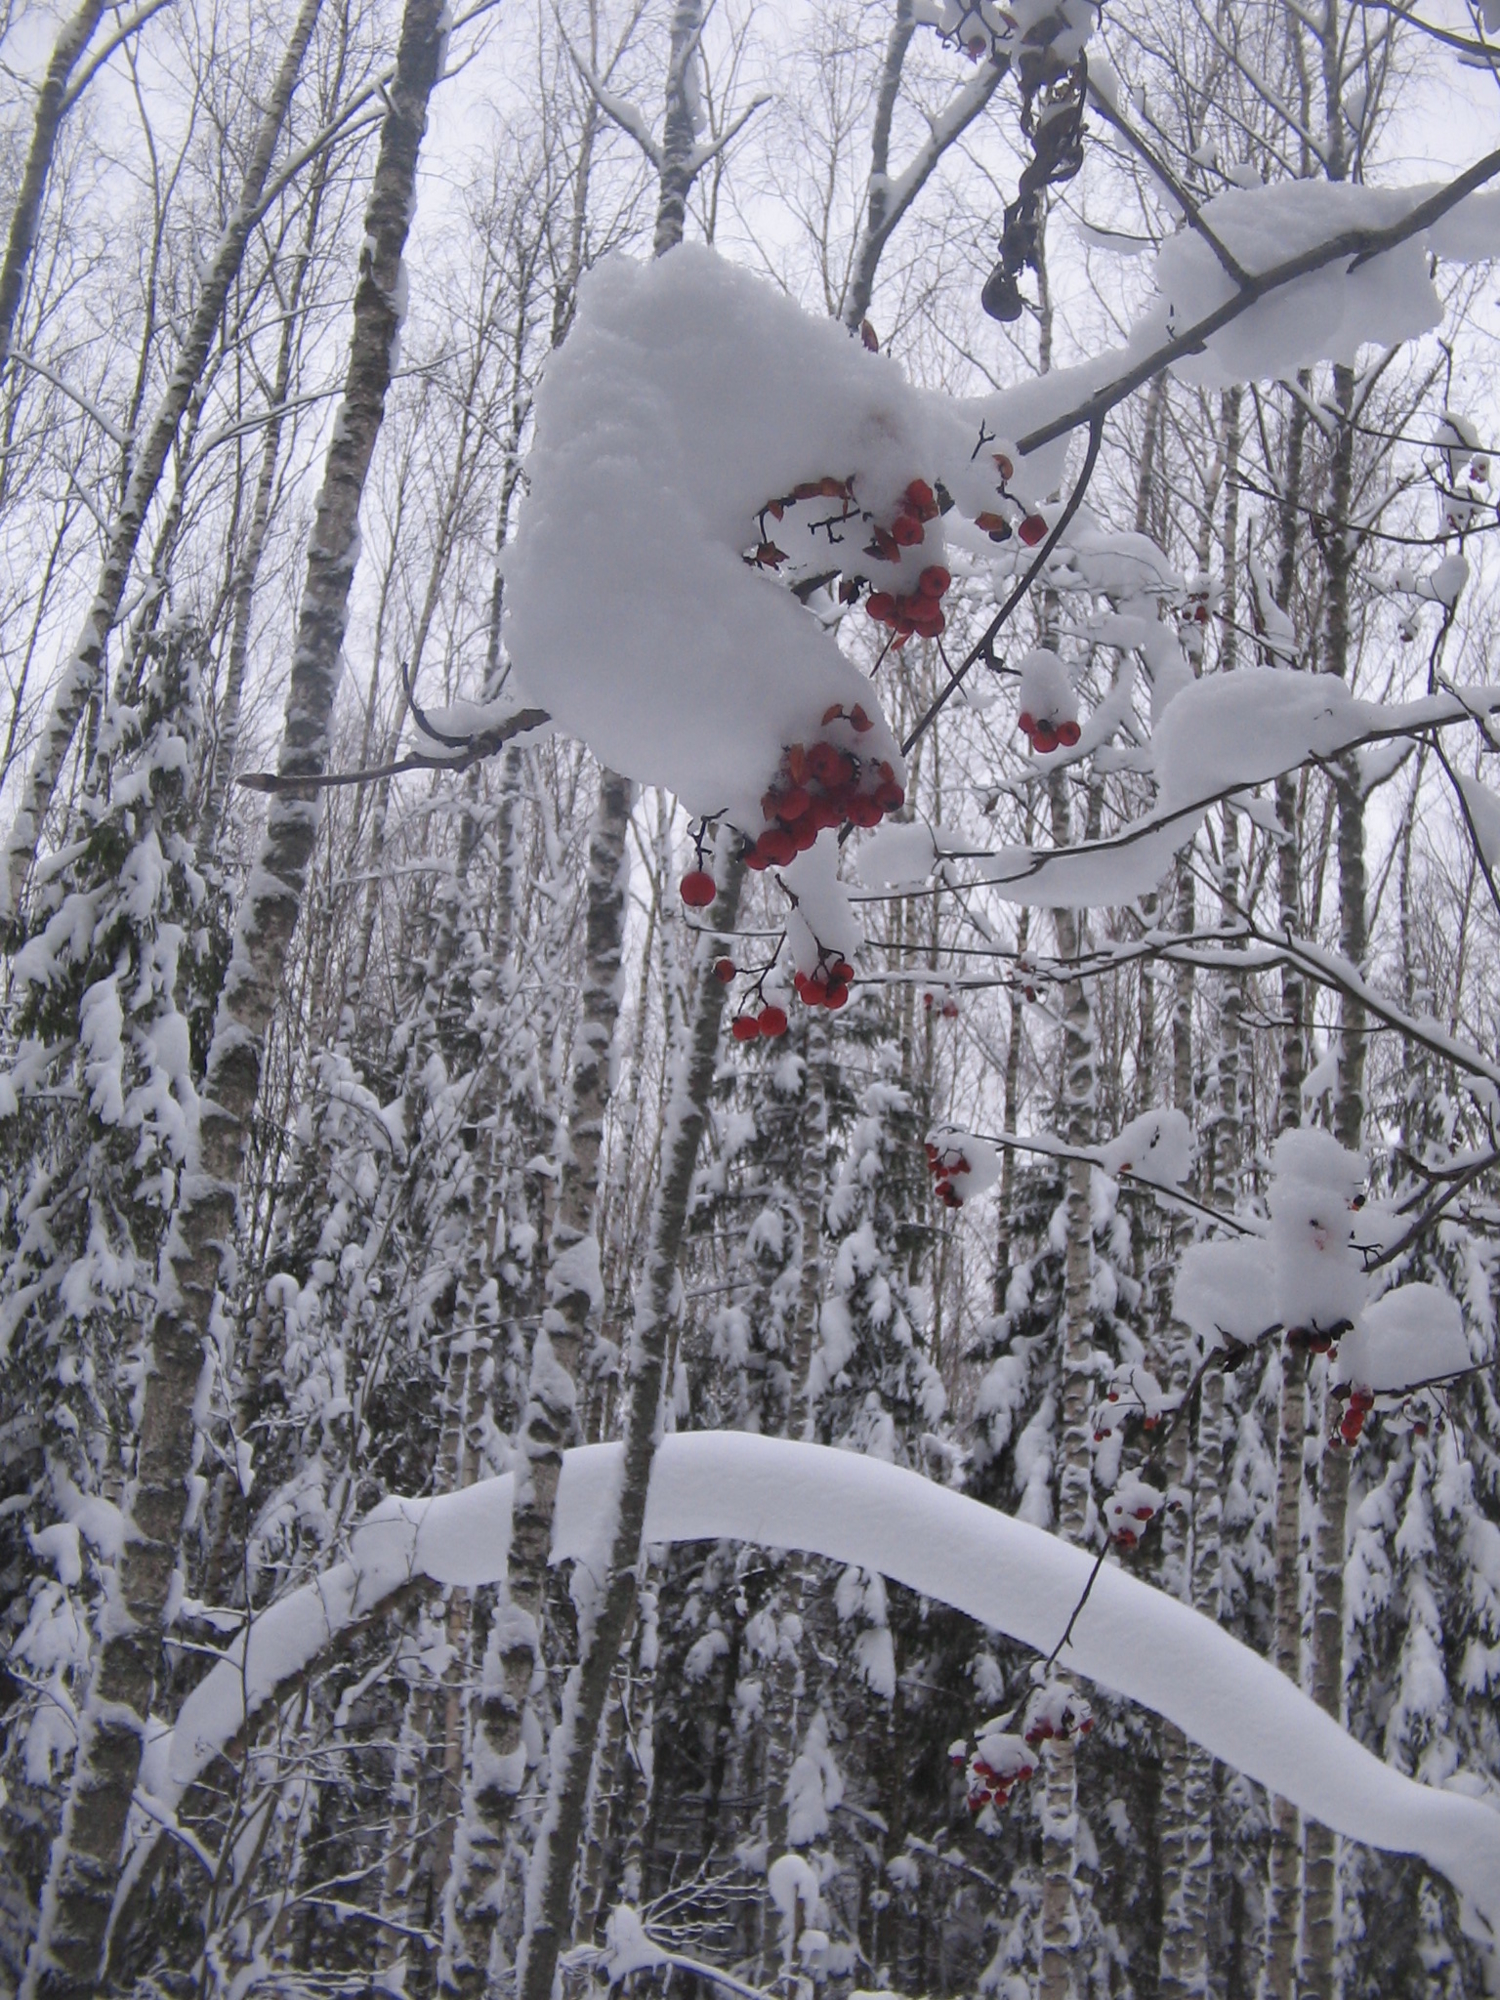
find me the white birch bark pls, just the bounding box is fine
[0,0,109,366]
[1039,766,1096,2000]
[0,0,327,927]
[514,845,746,2000]
[1263,382,1311,2000]
[18,7,445,1988]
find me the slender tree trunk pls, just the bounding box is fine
[652,0,707,259]
[0,0,108,366]
[1299,195,1362,1983]
[18,10,442,1990]
[1263,377,1310,2000]
[195,136,339,866]
[0,0,326,926]
[840,0,1002,331]
[515,847,745,2000]
[1039,768,1095,2000]
[476,768,634,1899]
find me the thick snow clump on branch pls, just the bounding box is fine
[504,247,960,828]
[158,1437,1500,1942]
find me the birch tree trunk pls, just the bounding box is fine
[18,8,444,1988]
[0,0,326,927]
[1039,767,1096,2000]
[472,767,634,1932]
[840,0,1003,332]
[1299,109,1363,1973]
[0,0,108,366]
[195,129,342,868]
[1263,381,1310,2000]
[515,847,745,2000]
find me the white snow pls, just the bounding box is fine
[1173,1238,1275,1347]
[158,1436,1500,1933]
[505,247,939,831]
[1458,774,1500,873]
[1099,1108,1191,1187]
[1337,1284,1473,1397]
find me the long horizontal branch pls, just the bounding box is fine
[1015,145,1500,457]
[237,706,550,792]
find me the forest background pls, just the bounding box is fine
[2,0,1500,1997]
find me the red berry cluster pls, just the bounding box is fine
[963,1747,1035,1815]
[924,1138,971,1209]
[795,953,854,1011]
[1334,1385,1375,1448]
[1017,710,1081,755]
[923,991,960,1019]
[860,481,953,645]
[976,508,1049,547]
[1108,1498,1159,1552]
[745,720,905,869]
[731,1003,789,1043]
[973,452,1048,548]
[1285,1322,1341,1357]
[865,565,952,644]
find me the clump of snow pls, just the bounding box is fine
[506,247,965,830]
[1457,774,1500,875]
[1268,1128,1368,1339]
[924,1129,1001,1208]
[1173,1238,1275,1348]
[1104,1475,1164,1550]
[602,1906,667,1981]
[856,820,939,889]
[1337,1283,1472,1397]
[781,838,863,975]
[1099,1107,1191,1186]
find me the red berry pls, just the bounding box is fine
[874,781,904,813]
[775,785,811,822]
[1017,711,1036,736]
[757,827,797,867]
[821,703,845,726]
[1032,724,1059,755]
[791,816,820,852]
[905,478,937,519]
[714,957,736,983]
[731,1015,760,1042]
[759,1006,789,1038]
[994,452,1015,480]
[847,793,882,828]
[1057,719,1081,747]
[681,870,716,907]
[850,703,874,732]
[918,565,951,599]
[891,513,924,546]
[833,960,854,981]
[825,982,849,1009]
[1018,515,1049,547]
[975,510,1011,541]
